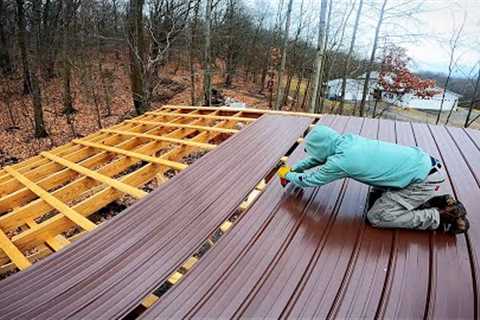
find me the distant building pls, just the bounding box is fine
[383,88,461,112]
[326,72,461,112]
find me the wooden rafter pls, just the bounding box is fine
[4,167,97,231]
[125,119,239,134]
[147,111,256,123]
[101,129,217,150]
[0,229,31,270]
[41,151,148,199]
[72,140,189,171]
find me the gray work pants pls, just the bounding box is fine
[366,171,445,230]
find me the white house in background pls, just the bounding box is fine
[326,72,379,102]
[326,72,462,112]
[326,79,371,101]
[383,88,461,112]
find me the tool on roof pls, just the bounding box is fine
[277,166,291,187]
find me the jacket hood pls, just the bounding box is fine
[304,125,340,163]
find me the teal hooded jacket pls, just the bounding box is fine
[285,125,432,189]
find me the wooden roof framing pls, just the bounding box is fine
[0,106,295,274]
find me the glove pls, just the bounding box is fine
[277,166,291,179]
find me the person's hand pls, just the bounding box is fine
[277,166,291,179]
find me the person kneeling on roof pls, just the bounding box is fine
[277,125,469,234]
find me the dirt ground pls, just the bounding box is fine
[382,106,480,130]
[0,57,271,163]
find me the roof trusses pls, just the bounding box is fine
[0,106,276,274]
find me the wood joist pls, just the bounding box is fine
[0,107,259,272]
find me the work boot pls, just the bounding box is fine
[449,217,470,234]
[438,202,467,224]
[427,194,456,208]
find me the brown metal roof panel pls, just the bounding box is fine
[143,116,478,320]
[412,123,475,318]
[0,115,312,320]
[328,118,396,319]
[140,138,316,320]
[429,124,479,317]
[379,120,430,319]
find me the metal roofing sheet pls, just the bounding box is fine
[142,115,479,319]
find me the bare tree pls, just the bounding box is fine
[464,63,480,128]
[203,0,212,105]
[62,0,81,115]
[273,0,294,110]
[309,0,328,113]
[30,0,48,137]
[128,0,147,115]
[315,0,332,113]
[16,0,32,94]
[0,0,13,75]
[359,0,387,117]
[339,0,363,115]
[442,14,466,125]
[189,1,201,105]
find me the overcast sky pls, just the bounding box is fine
[406,0,479,76]
[247,0,480,78]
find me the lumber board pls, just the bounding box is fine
[101,129,217,150]
[72,140,188,170]
[0,110,198,189]
[25,218,70,252]
[125,119,239,134]
[0,111,202,214]
[3,114,238,253]
[4,167,96,232]
[161,105,323,118]
[0,229,31,270]
[147,111,256,123]
[40,151,147,199]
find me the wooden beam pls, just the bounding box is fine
[161,105,323,118]
[0,229,31,270]
[4,167,97,232]
[72,140,188,171]
[25,218,70,252]
[8,116,234,253]
[0,114,218,233]
[125,119,239,134]
[101,129,217,150]
[41,151,148,199]
[147,111,256,123]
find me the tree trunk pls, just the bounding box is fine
[301,77,311,112]
[465,65,480,127]
[339,0,363,115]
[282,69,294,107]
[62,0,75,115]
[273,0,293,110]
[292,68,304,110]
[203,0,212,106]
[309,0,328,113]
[128,0,146,115]
[359,0,387,117]
[439,75,452,125]
[16,0,32,94]
[317,0,333,114]
[31,0,48,138]
[0,0,13,75]
[189,2,200,106]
